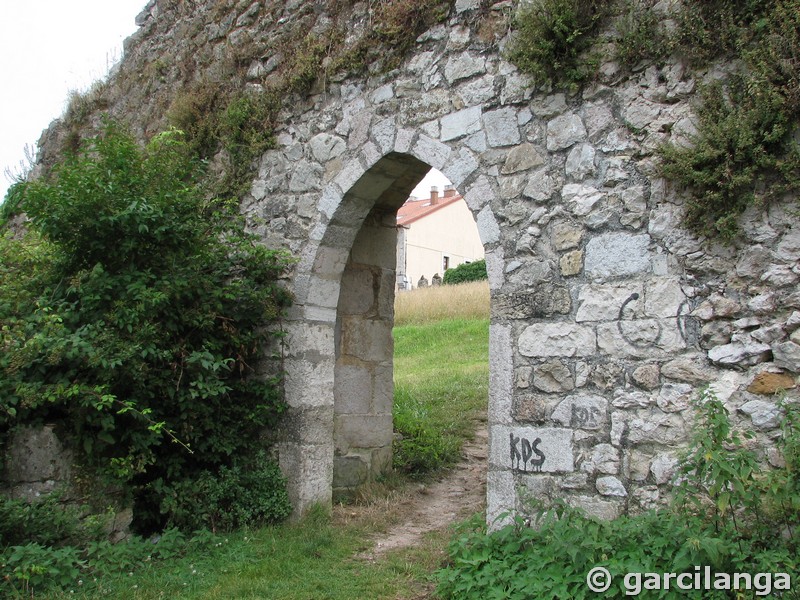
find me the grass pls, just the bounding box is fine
[18,282,490,599]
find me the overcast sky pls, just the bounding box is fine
[0,1,145,200]
[0,0,451,202]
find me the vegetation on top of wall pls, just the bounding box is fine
[505,0,612,91]
[0,122,292,533]
[506,0,799,240]
[659,0,800,239]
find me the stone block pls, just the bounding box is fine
[338,267,376,315]
[596,476,627,497]
[339,318,393,362]
[585,233,651,280]
[597,318,686,358]
[501,142,545,174]
[444,51,486,84]
[576,282,644,322]
[519,323,597,358]
[333,454,369,489]
[440,106,482,141]
[551,394,608,430]
[490,426,574,473]
[334,363,373,415]
[334,414,393,453]
[773,341,800,372]
[559,250,583,276]
[483,107,521,147]
[546,113,587,151]
[413,135,452,170]
[568,495,623,520]
[477,205,501,245]
[533,360,574,393]
[747,371,796,395]
[489,324,513,425]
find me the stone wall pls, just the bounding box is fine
[28,0,800,523]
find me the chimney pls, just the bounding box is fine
[430,186,439,205]
[443,184,456,198]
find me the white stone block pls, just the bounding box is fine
[490,426,574,473]
[519,323,597,357]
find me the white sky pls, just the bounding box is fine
[0,1,455,203]
[0,1,145,201]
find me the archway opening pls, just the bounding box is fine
[331,162,489,501]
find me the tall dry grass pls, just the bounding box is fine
[394,280,489,325]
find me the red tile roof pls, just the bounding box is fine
[396,193,463,226]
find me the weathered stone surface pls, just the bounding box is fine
[565,143,596,179]
[519,324,597,357]
[483,107,521,147]
[747,371,796,394]
[650,454,679,485]
[546,113,587,151]
[533,360,574,393]
[708,342,771,368]
[655,383,693,413]
[559,250,583,276]
[551,394,608,430]
[501,142,545,174]
[597,318,686,357]
[568,495,623,520]
[612,389,653,409]
[576,282,644,322]
[309,133,346,162]
[692,294,740,320]
[562,184,603,217]
[440,106,482,142]
[661,357,715,383]
[581,443,619,475]
[490,426,574,473]
[772,341,800,372]
[585,233,651,280]
[492,285,571,319]
[739,399,783,430]
[551,221,583,251]
[596,476,627,497]
[632,364,660,389]
[444,51,486,83]
[627,410,687,445]
[5,425,74,500]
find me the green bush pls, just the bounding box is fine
[154,451,291,532]
[443,259,487,285]
[505,0,612,90]
[0,122,292,532]
[659,0,800,239]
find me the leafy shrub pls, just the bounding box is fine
[614,0,666,68]
[443,259,487,285]
[659,0,800,239]
[505,0,612,90]
[0,494,97,549]
[0,122,292,532]
[154,451,292,532]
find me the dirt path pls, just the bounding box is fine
[356,424,488,560]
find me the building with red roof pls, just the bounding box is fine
[395,184,484,289]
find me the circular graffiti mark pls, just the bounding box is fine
[616,292,663,348]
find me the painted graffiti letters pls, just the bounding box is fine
[510,433,546,472]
